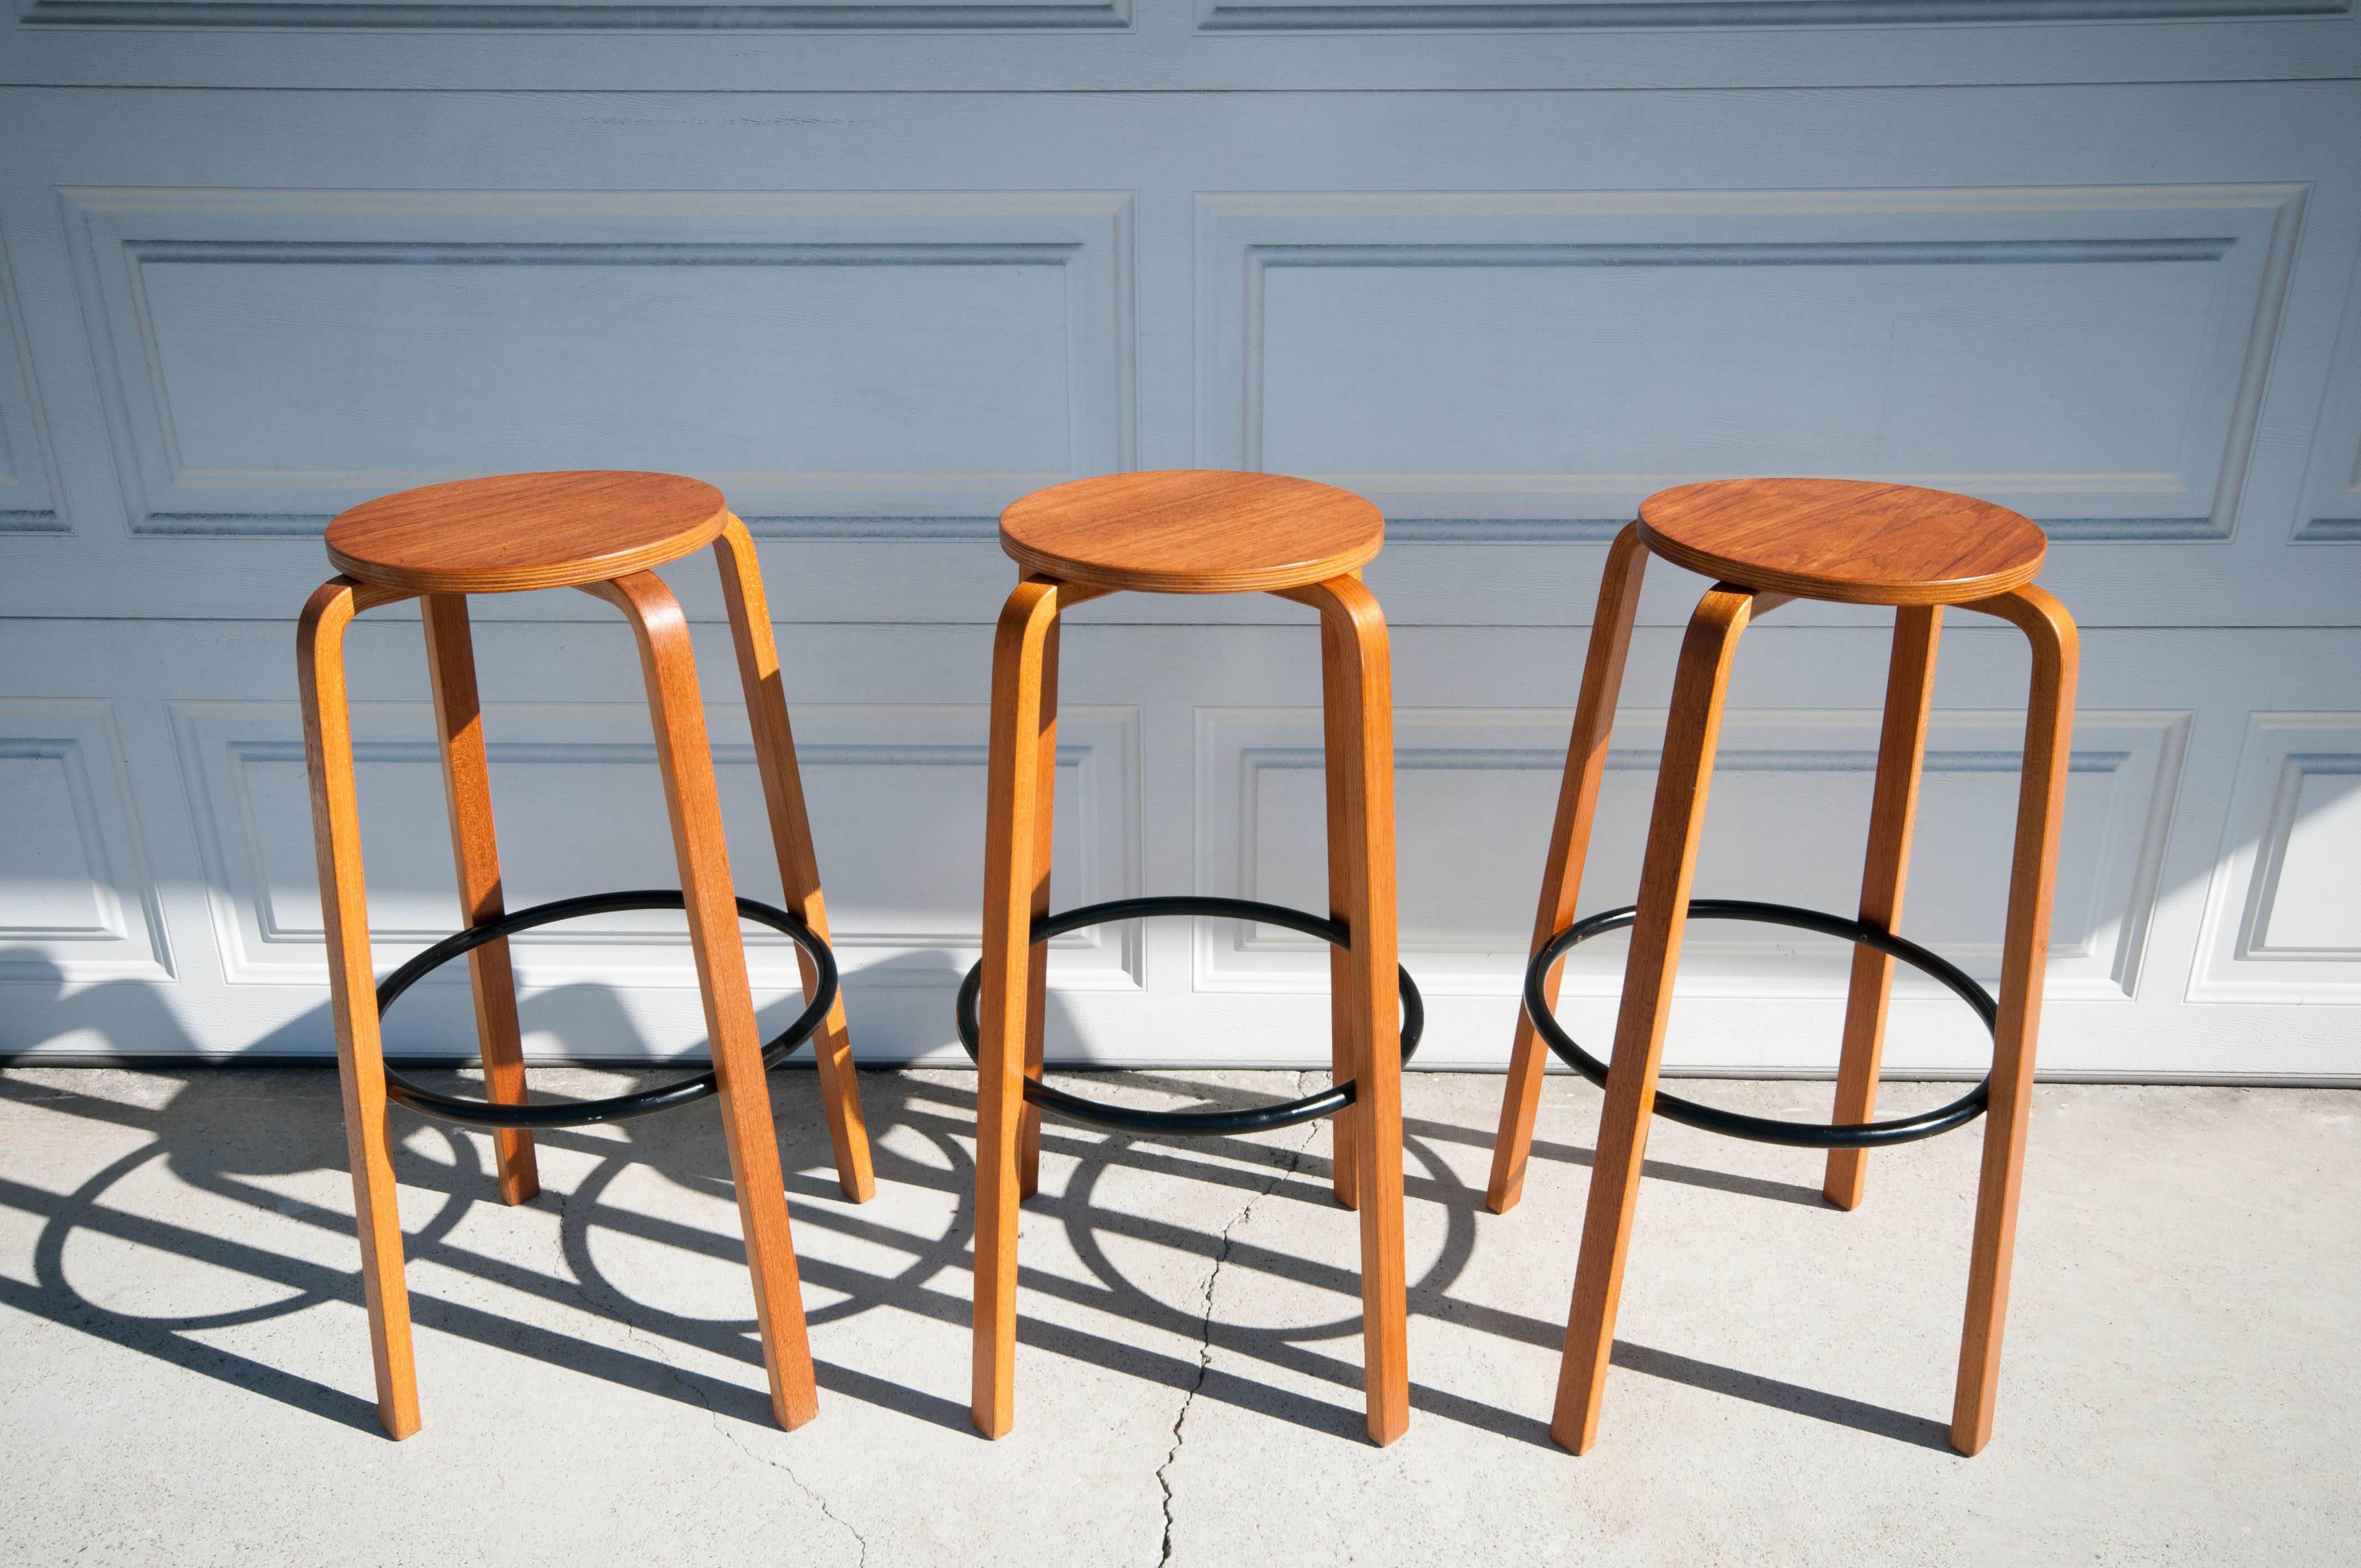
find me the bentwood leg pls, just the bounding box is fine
[419,593,540,1206]
[1822,606,1942,1210]
[589,570,820,1431]
[1284,574,1410,1446]
[1015,581,1111,1196]
[298,578,423,1440]
[1487,524,1649,1216]
[973,578,1063,1438]
[1553,584,1764,1454]
[1015,603,1063,1200]
[1949,585,2078,1455]
[1318,588,1360,1211]
[712,516,875,1204]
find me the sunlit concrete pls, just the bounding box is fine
[1,1066,2352,1566]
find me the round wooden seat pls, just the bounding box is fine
[999,470,1384,595]
[1638,478,2047,607]
[325,470,730,595]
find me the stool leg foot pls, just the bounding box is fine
[300,579,423,1441]
[1489,525,1646,1216]
[713,518,875,1205]
[1288,575,1410,1447]
[1950,587,2077,1455]
[1823,606,1941,1212]
[974,579,1064,1438]
[420,594,538,1206]
[1553,585,1759,1454]
[593,571,819,1432]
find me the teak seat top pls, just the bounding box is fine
[999,470,1384,595]
[1638,479,2047,607]
[326,470,731,595]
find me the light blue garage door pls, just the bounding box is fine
[1,12,2357,1081]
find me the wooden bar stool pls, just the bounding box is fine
[1485,478,2078,1458]
[295,470,874,1440]
[960,470,1415,1446]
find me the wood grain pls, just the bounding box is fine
[1551,583,1763,1454]
[327,471,728,595]
[972,577,1064,1440]
[1639,479,2046,607]
[297,575,423,1441]
[1000,470,1383,595]
[1276,573,1411,1447]
[1949,583,2078,1456]
[711,515,875,1205]
[419,593,539,1207]
[1486,523,1648,1216]
[585,570,820,1432]
[1823,604,1942,1211]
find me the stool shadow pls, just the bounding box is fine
[1392,1102,1829,1210]
[0,966,1946,1456]
[1611,1341,1954,1451]
[1104,1072,1829,1211]
[1,1050,1516,1447]
[993,1066,1937,1449]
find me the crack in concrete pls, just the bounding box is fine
[705,1397,871,1568]
[1153,1072,1326,1568]
[555,1169,869,1568]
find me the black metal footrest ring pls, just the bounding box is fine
[954,895,1424,1137]
[1524,898,1994,1150]
[373,889,840,1130]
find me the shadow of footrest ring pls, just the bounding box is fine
[373,889,839,1129]
[955,895,1424,1137]
[1525,898,1994,1150]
